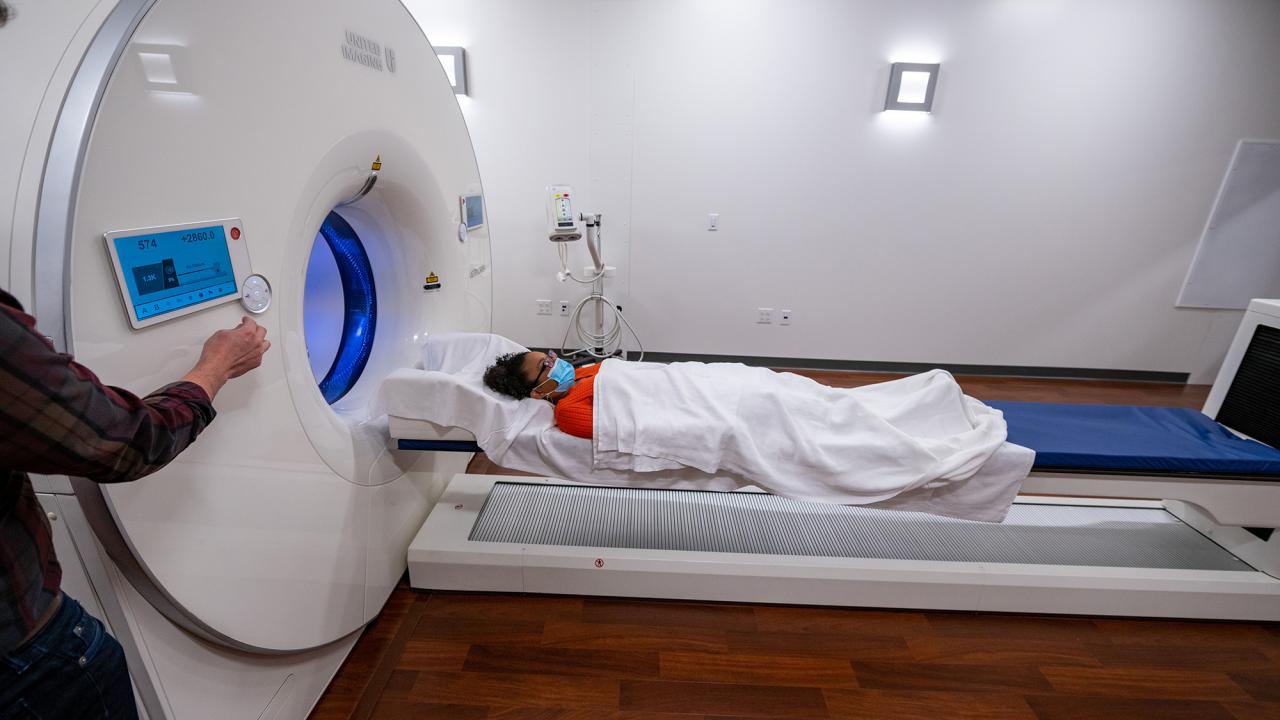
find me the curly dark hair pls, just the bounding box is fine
[0,2,11,26]
[483,351,536,399]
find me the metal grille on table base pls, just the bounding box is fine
[471,482,1249,571]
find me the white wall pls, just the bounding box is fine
[408,0,1280,382]
[402,0,597,352]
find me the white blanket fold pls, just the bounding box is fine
[593,361,1032,519]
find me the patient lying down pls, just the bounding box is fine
[481,350,1034,522]
[484,351,599,439]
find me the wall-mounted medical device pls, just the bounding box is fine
[547,185,582,242]
[104,218,262,330]
[543,184,644,360]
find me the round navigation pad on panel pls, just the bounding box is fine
[240,274,272,314]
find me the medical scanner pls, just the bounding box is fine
[4,1,1278,714]
[394,300,1280,622]
[2,0,489,717]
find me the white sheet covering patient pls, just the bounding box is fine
[378,333,1035,522]
[594,360,1030,512]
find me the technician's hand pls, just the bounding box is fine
[181,317,271,400]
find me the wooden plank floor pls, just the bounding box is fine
[310,372,1280,719]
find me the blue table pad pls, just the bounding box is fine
[987,401,1280,476]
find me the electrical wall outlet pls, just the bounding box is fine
[757,307,774,324]
[780,309,792,325]
[536,299,552,315]
[559,300,571,316]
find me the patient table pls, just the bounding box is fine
[395,300,1280,620]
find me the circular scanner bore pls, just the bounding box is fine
[303,210,377,404]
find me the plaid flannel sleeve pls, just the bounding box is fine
[0,296,216,483]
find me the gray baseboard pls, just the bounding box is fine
[635,352,1190,384]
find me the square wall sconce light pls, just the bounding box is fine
[885,62,939,112]
[435,46,468,95]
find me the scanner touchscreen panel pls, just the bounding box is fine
[111,224,238,323]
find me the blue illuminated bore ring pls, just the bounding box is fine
[317,211,377,404]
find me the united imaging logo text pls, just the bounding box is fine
[341,30,395,73]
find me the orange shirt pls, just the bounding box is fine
[553,363,600,439]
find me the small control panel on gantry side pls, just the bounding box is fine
[104,218,266,329]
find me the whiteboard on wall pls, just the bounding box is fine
[1177,140,1280,309]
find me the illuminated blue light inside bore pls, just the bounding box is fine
[316,211,377,404]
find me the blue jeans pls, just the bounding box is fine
[0,595,138,719]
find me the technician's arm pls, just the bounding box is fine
[179,317,271,400]
[0,293,269,483]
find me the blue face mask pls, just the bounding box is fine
[547,357,576,392]
[534,352,576,396]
